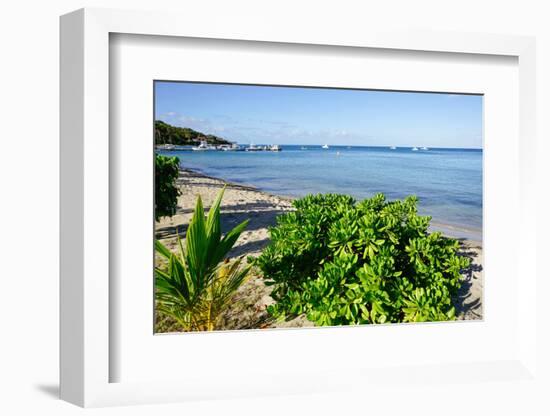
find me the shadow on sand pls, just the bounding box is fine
[155,203,291,242]
[453,239,483,319]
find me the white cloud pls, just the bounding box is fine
[178,115,206,124]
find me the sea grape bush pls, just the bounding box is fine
[255,193,469,325]
[155,154,180,220]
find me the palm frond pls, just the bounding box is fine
[155,187,250,331]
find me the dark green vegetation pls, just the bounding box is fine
[155,154,180,220]
[155,188,251,331]
[155,120,232,146]
[255,193,469,326]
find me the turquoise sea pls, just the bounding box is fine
[158,145,482,241]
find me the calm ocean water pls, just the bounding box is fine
[158,145,482,240]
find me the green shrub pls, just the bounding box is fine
[155,187,251,331]
[255,193,469,326]
[155,154,180,220]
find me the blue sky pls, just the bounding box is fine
[155,81,483,148]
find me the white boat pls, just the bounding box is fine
[420,146,429,150]
[389,146,397,150]
[412,147,419,151]
[222,143,242,151]
[270,144,282,152]
[301,146,308,150]
[245,143,261,152]
[322,144,329,149]
[192,140,216,151]
[156,143,176,151]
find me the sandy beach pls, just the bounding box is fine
[155,168,484,331]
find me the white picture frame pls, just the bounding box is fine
[60,7,538,408]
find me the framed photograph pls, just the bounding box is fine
[60,8,538,408]
[152,81,484,333]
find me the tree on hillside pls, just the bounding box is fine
[154,120,231,146]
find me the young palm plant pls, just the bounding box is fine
[155,187,251,331]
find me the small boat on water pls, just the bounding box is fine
[420,146,429,150]
[322,144,329,149]
[246,143,261,152]
[220,143,242,151]
[301,146,308,150]
[192,140,216,151]
[390,146,397,150]
[412,147,419,151]
[156,143,176,151]
[245,143,282,152]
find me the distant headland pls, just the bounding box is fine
[154,120,232,146]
